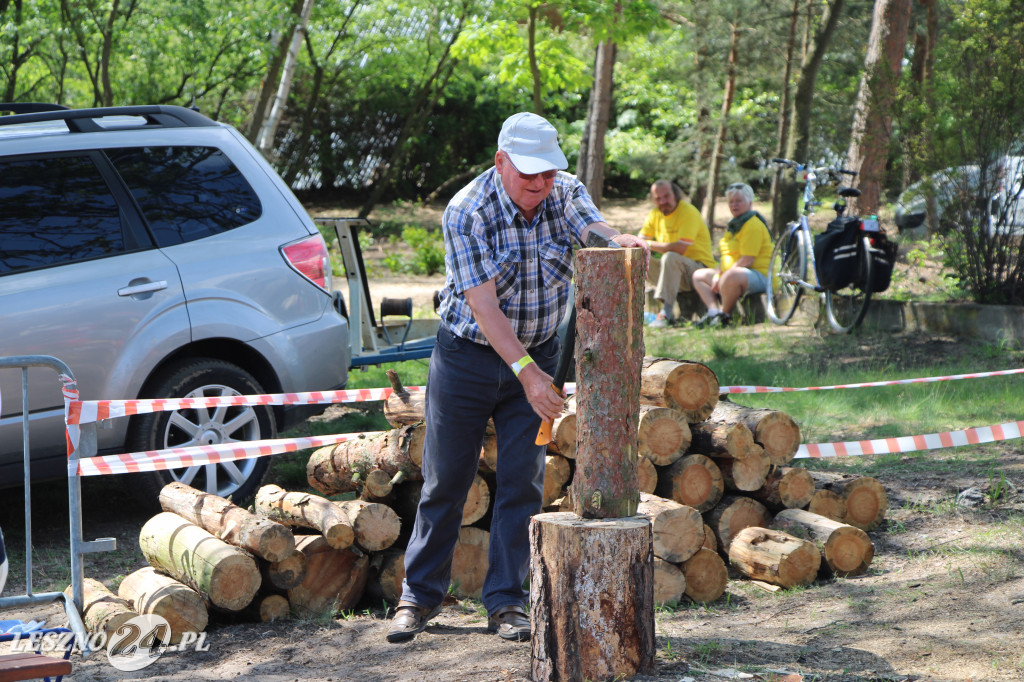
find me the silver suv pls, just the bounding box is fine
[0,104,350,502]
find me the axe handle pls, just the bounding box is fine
[535,307,575,446]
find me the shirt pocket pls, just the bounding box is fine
[539,240,573,289]
[493,249,522,299]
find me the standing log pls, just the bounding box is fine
[637,493,704,563]
[570,246,645,519]
[547,411,578,460]
[159,482,295,563]
[451,526,489,600]
[65,579,137,646]
[543,455,572,507]
[255,485,354,550]
[259,550,308,591]
[728,527,821,588]
[748,466,815,511]
[530,513,655,682]
[810,473,888,531]
[704,495,771,551]
[117,567,208,644]
[689,420,759,460]
[655,454,724,513]
[640,357,719,422]
[637,456,657,494]
[710,398,801,465]
[808,489,847,523]
[681,547,728,603]
[637,406,691,466]
[713,445,771,491]
[772,509,874,577]
[288,535,369,617]
[653,558,686,606]
[139,512,261,611]
[307,426,421,496]
[383,369,425,427]
[463,474,491,526]
[335,499,401,552]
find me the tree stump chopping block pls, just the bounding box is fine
[728,526,821,588]
[570,246,646,519]
[640,357,719,422]
[655,454,724,513]
[530,513,655,682]
[118,567,208,644]
[772,508,874,577]
[711,397,801,465]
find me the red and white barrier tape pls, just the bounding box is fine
[796,419,1024,459]
[71,430,385,477]
[720,367,1024,394]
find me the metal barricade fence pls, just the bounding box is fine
[0,355,114,657]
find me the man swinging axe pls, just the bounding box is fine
[386,112,649,644]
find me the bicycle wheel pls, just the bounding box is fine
[766,228,807,324]
[825,235,873,333]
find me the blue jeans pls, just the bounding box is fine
[400,325,559,613]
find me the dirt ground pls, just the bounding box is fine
[4,198,1020,681]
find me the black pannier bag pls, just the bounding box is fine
[813,217,861,291]
[861,229,898,293]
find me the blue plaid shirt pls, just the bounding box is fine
[438,167,605,347]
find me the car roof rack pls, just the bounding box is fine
[0,103,72,114]
[0,104,217,133]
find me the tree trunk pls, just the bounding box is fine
[255,484,354,550]
[577,39,616,207]
[747,466,815,511]
[772,509,874,577]
[159,482,295,563]
[256,0,315,158]
[728,526,821,588]
[703,23,740,230]
[259,550,308,591]
[637,493,704,563]
[246,0,305,143]
[640,358,719,422]
[543,455,572,507]
[654,454,724,513]
[809,472,888,531]
[771,0,803,234]
[713,446,771,491]
[117,567,208,644]
[529,513,655,682]
[653,557,686,606]
[65,578,136,646]
[306,427,421,496]
[637,406,691,465]
[335,499,401,552]
[844,0,913,215]
[637,455,657,494]
[710,398,801,465]
[570,247,646,518]
[704,495,770,551]
[681,547,728,603]
[689,420,759,460]
[287,535,369,617]
[807,488,847,522]
[527,4,543,114]
[139,512,261,612]
[451,526,489,599]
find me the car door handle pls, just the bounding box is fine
[118,280,168,297]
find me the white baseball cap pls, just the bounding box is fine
[497,112,568,174]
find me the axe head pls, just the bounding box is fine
[584,231,622,249]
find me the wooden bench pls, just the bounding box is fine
[0,652,72,682]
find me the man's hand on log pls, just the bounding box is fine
[519,365,565,422]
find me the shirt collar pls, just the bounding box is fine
[492,166,547,228]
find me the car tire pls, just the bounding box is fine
[126,358,276,507]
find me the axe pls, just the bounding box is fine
[535,231,622,446]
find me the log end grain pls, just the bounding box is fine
[638,407,691,465]
[681,547,728,603]
[653,558,686,606]
[825,525,875,577]
[808,489,847,523]
[778,467,815,509]
[255,522,297,564]
[117,567,208,644]
[655,454,724,513]
[754,412,801,466]
[259,594,291,622]
[207,553,263,611]
[637,456,657,494]
[451,527,489,600]
[843,479,889,531]
[729,527,821,588]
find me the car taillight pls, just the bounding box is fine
[282,235,332,291]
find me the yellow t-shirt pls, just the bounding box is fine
[720,214,772,275]
[640,202,715,268]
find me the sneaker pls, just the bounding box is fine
[709,313,732,328]
[648,313,673,329]
[693,312,720,329]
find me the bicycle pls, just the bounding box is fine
[766,157,878,333]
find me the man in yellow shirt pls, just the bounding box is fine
[639,180,715,328]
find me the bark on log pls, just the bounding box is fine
[704,495,771,551]
[713,446,771,492]
[637,493,704,563]
[711,397,801,465]
[383,369,425,427]
[547,411,578,459]
[654,454,724,513]
[653,558,686,606]
[728,526,821,588]
[748,466,815,511]
[65,578,137,646]
[807,489,847,523]
[259,550,308,591]
[451,526,489,599]
[159,482,295,563]
[810,473,888,531]
[543,455,572,507]
[335,499,401,552]
[570,246,646,519]
[772,509,874,577]
[637,405,691,465]
[139,512,261,611]
[530,513,655,682]
[288,535,370,617]
[637,456,657,494]
[689,420,758,460]
[640,357,719,423]
[255,485,354,550]
[307,426,421,496]
[681,547,728,603]
[117,567,208,644]
[463,474,491,526]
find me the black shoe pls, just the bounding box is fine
[709,313,732,328]
[694,312,721,329]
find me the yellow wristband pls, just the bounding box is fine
[511,355,534,377]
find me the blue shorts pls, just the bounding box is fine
[736,267,769,295]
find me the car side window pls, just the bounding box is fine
[0,155,125,275]
[107,146,263,247]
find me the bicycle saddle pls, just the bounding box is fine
[838,187,861,198]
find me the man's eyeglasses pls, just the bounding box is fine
[513,167,558,182]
